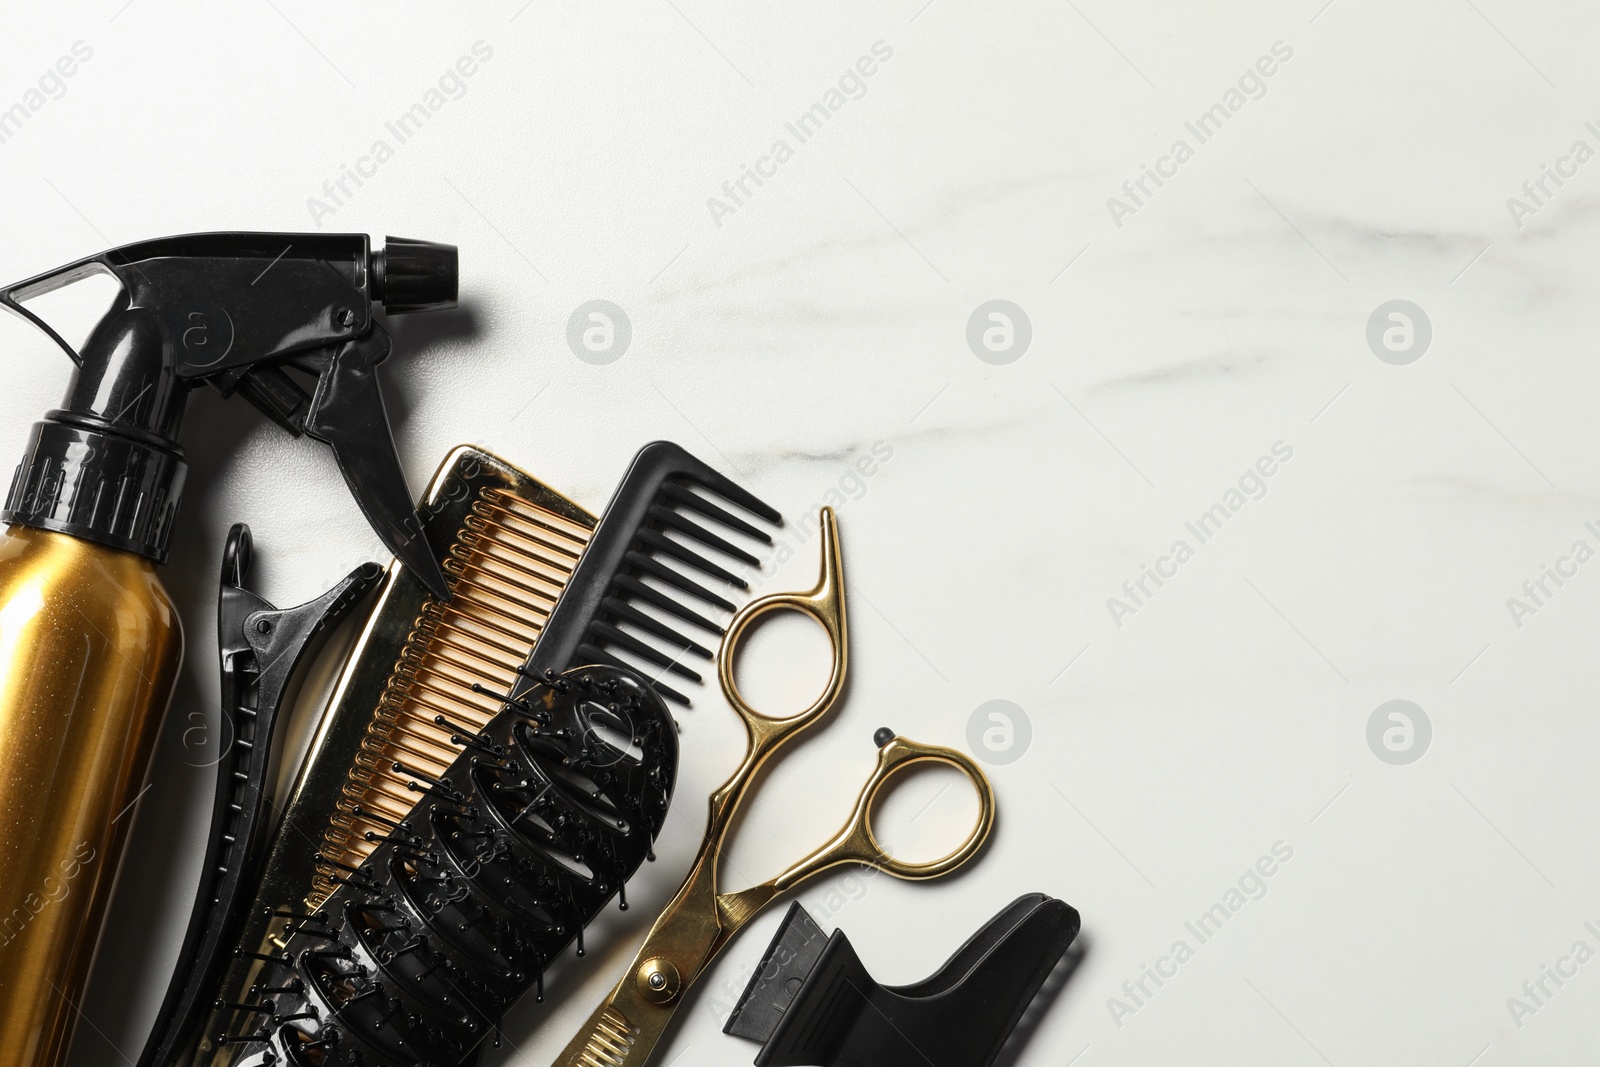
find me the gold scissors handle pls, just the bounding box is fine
[776,732,993,885]
[712,505,849,801]
[716,729,995,929]
[550,508,996,1067]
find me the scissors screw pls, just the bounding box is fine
[636,957,680,1003]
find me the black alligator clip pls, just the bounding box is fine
[134,524,382,1067]
[725,894,1080,1067]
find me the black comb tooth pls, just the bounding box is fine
[626,550,736,612]
[663,483,772,543]
[602,597,712,659]
[649,505,762,567]
[616,575,724,636]
[592,622,703,683]
[639,529,749,591]
[674,460,783,525]
[577,643,690,706]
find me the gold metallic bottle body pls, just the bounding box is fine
[0,525,182,1067]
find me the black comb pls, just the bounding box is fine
[524,441,782,705]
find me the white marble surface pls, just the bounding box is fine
[4,1,1600,1064]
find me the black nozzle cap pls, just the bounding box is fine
[373,237,457,314]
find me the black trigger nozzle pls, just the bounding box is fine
[372,237,457,314]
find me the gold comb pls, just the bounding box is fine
[311,486,592,905]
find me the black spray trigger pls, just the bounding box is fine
[303,328,451,601]
[0,233,458,566]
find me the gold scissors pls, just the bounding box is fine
[551,506,996,1067]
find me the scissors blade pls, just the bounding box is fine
[554,989,690,1067]
[556,1001,647,1067]
[551,877,727,1067]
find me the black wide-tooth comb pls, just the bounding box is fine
[523,440,782,705]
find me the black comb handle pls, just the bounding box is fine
[726,894,1080,1067]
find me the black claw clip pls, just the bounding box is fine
[725,894,1079,1067]
[0,232,458,598]
[135,523,382,1067]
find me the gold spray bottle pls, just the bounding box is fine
[0,233,459,1067]
[0,531,182,1067]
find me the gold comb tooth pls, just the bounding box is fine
[462,518,584,570]
[463,522,584,569]
[465,520,583,563]
[464,533,583,579]
[480,488,592,539]
[374,696,462,736]
[384,686,485,732]
[443,558,565,606]
[473,502,588,550]
[448,548,572,597]
[426,611,532,654]
[377,694,467,735]
[462,526,584,574]
[443,590,549,636]
[395,636,515,688]
[401,671,505,716]
[452,530,576,573]
[424,615,525,659]
[376,732,457,770]
[409,640,519,685]
[307,486,593,908]
[445,568,559,619]
[405,690,500,731]
[380,701,460,739]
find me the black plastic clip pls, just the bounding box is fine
[725,894,1079,1067]
[134,524,383,1067]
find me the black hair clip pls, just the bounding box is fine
[725,893,1080,1067]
